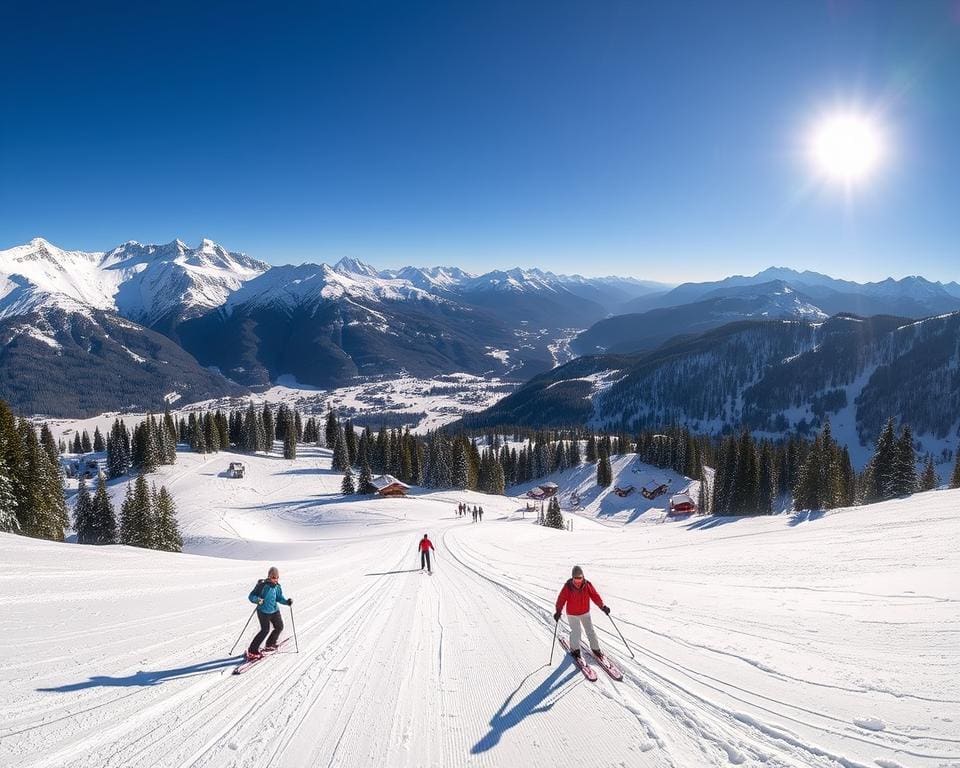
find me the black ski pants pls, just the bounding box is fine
[420,550,432,572]
[250,610,283,652]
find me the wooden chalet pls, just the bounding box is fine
[372,474,410,497]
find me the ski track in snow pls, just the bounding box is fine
[1,446,958,767]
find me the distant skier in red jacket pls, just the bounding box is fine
[418,534,435,573]
[554,565,610,660]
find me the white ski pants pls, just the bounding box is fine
[568,612,599,652]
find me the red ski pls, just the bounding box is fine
[233,638,290,675]
[586,649,623,681]
[558,637,597,681]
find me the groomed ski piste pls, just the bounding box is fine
[2,446,958,768]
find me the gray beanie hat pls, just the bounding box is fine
[571,565,584,578]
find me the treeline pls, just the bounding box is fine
[0,400,68,538]
[634,418,958,516]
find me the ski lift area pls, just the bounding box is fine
[228,461,245,479]
[641,481,670,500]
[668,492,697,515]
[527,482,559,500]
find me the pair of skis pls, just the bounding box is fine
[233,637,291,675]
[558,637,623,681]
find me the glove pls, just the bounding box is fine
[553,612,561,622]
[601,605,611,615]
[287,598,293,606]
[257,598,264,606]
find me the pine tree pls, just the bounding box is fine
[17,423,67,541]
[40,424,60,464]
[154,485,182,552]
[332,428,349,471]
[341,466,356,494]
[358,458,375,494]
[204,412,221,453]
[0,402,21,532]
[544,497,565,529]
[74,476,95,544]
[596,451,612,487]
[81,430,92,453]
[119,484,136,545]
[128,475,155,549]
[324,408,338,449]
[72,432,82,454]
[951,453,960,489]
[241,403,259,453]
[262,405,275,450]
[452,440,470,489]
[894,424,917,496]
[90,473,117,544]
[869,418,898,502]
[283,409,297,460]
[585,435,597,463]
[919,456,938,492]
[190,417,207,453]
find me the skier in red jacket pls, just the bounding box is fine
[418,534,435,573]
[554,565,610,660]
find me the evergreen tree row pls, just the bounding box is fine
[0,400,69,539]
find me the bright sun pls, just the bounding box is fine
[808,112,885,185]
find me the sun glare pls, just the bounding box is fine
[808,112,885,185]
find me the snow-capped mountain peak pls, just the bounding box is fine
[333,257,381,279]
[0,237,269,325]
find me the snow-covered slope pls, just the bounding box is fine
[1,444,956,767]
[0,237,268,325]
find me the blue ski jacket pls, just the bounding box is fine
[249,580,290,614]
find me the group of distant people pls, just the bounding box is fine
[456,502,483,522]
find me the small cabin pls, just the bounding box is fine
[669,492,697,515]
[372,474,410,497]
[526,481,559,500]
[228,462,245,479]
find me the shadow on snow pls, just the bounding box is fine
[471,661,580,754]
[37,657,241,692]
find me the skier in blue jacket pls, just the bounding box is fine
[246,566,293,660]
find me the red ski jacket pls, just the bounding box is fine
[419,538,434,553]
[555,579,605,617]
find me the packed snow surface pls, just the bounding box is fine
[1,448,957,767]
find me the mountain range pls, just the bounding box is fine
[0,237,663,414]
[573,268,960,356]
[462,311,960,465]
[2,237,957,433]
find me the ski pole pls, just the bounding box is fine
[230,606,258,655]
[290,605,300,653]
[606,612,635,659]
[549,616,560,665]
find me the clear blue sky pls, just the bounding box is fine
[2,1,959,281]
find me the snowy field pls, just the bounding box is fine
[2,446,958,768]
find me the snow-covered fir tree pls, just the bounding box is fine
[544,497,564,529]
[893,424,917,496]
[358,458,375,494]
[283,409,297,460]
[152,484,182,552]
[90,473,117,545]
[341,466,355,494]
[332,428,349,471]
[73,476,95,544]
[324,408,338,449]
